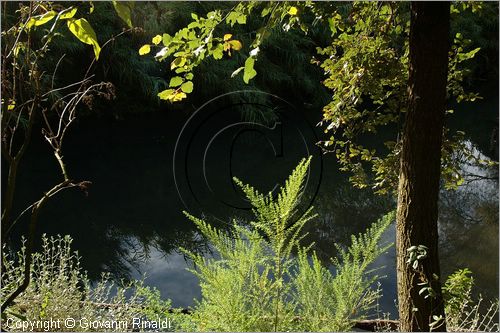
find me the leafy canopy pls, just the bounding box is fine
[139,1,495,194]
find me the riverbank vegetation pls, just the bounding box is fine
[1,1,498,331]
[2,159,498,332]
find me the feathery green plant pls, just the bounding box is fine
[182,157,394,331]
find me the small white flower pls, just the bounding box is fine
[155,47,168,59]
[194,45,205,56]
[249,47,260,57]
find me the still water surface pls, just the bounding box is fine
[9,94,498,317]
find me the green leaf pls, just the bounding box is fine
[26,10,57,29]
[170,57,186,70]
[162,33,172,46]
[212,44,224,60]
[158,89,175,100]
[228,40,242,51]
[181,81,194,93]
[169,76,184,87]
[138,44,150,55]
[243,57,257,84]
[152,35,162,45]
[59,7,78,20]
[112,1,133,28]
[66,18,101,60]
[185,73,194,80]
[236,14,247,24]
[261,7,271,17]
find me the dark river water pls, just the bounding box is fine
[7,90,499,318]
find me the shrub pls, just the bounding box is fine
[182,157,394,331]
[443,268,499,332]
[1,235,183,332]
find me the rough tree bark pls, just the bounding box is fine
[396,2,450,332]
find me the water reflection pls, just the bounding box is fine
[439,140,499,300]
[6,107,498,316]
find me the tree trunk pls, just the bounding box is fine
[396,2,450,332]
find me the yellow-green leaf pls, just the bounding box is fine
[66,18,101,60]
[223,33,232,41]
[181,81,193,93]
[152,35,162,45]
[112,1,133,28]
[158,89,175,100]
[171,91,187,102]
[162,33,172,46]
[169,76,183,87]
[7,100,16,111]
[170,57,186,70]
[288,6,298,15]
[243,57,257,84]
[228,40,242,51]
[139,44,151,55]
[59,7,77,20]
[26,10,57,29]
[213,44,224,60]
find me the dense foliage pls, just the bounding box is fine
[182,158,393,331]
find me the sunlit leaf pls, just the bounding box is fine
[158,89,175,100]
[288,6,298,15]
[223,33,232,41]
[212,44,224,59]
[26,11,57,29]
[139,44,150,55]
[169,76,183,87]
[172,91,187,101]
[228,40,242,51]
[66,18,101,60]
[236,15,246,24]
[59,7,77,20]
[7,100,15,111]
[181,81,193,93]
[170,57,186,70]
[152,35,162,45]
[112,1,133,28]
[243,57,257,84]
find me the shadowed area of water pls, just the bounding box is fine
[6,93,498,317]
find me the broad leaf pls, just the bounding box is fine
[243,57,257,84]
[228,40,242,51]
[169,76,184,87]
[59,7,78,20]
[152,35,162,45]
[26,11,57,29]
[112,1,133,28]
[139,44,150,55]
[158,89,175,100]
[66,18,101,60]
[181,81,194,93]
